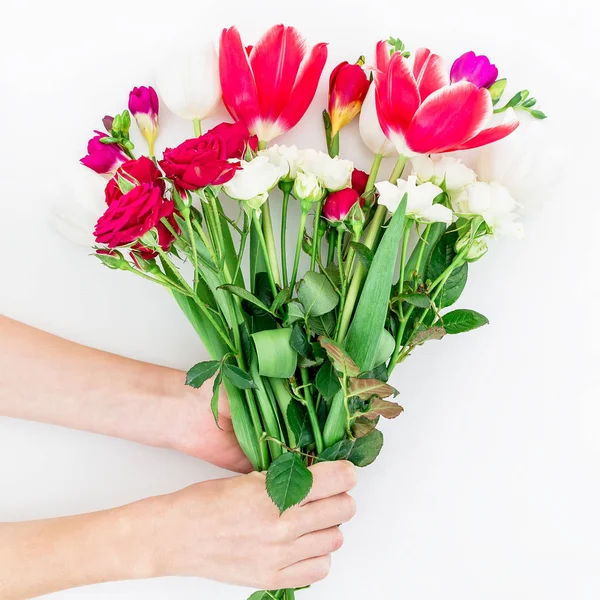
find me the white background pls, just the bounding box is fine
[1,0,599,598]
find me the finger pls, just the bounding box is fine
[302,461,357,504]
[288,527,344,564]
[295,492,356,536]
[276,555,332,589]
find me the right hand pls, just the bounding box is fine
[143,461,358,590]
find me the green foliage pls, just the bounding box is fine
[347,378,398,401]
[297,271,339,317]
[388,36,411,58]
[287,400,315,447]
[494,88,547,119]
[488,78,507,105]
[185,360,220,389]
[210,371,223,427]
[252,328,298,378]
[319,338,361,377]
[316,361,342,398]
[439,309,489,334]
[219,284,273,315]
[350,242,374,269]
[318,429,384,467]
[308,311,336,337]
[362,398,404,420]
[266,452,313,513]
[222,363,257,389]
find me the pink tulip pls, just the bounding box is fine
[219,24,328,142]
[80,131,128,176]
[374,43,518,155]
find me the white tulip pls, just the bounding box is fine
[454,181,523,238]
[376,176,453,225]
[297,149,353,191]
[155,42,221,121]
[359,85,396,158]
[410,155,476,196]
[224,156,282,213]
[258,144,300,180]
[293,171,324,203]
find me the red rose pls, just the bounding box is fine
[132,218,176,260]
[323,188,361,223]
[105,156,165,205]
[158,122,257,191]
[94,183,174,248]
[351,168,369,197]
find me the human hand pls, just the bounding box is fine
[142,460,358,589]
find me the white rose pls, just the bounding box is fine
[258,145,300,180]
[411,155,476,194]
[224,156,282,213]
[297,149,353,191]
[293,171,324,203]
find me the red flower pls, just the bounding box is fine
[351,168,369,197]
[159,122,255,191]
[94,183,174,248]
[328,61,371,137]
[323,188,361,223]
[132,218,177,260]
[80,130,128,175]
[105,156,165,205]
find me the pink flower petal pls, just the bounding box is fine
[219,27,260,130]
[375,52,420,137]
[405,82,491,154]
[249,25,305,122]
[451,120,520,151]
[276,42,328,134]
[375,40,391,72]
[413,47,449,100]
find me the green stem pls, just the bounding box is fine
[280,189,291,288]
[193,118,202,137]
[327,228,337,265]
[343,228,362,280]
[262,199,282,287]
[245,389,269,470]
[334,228,348,340]
[389,155,408,184]
[363,153,384,207]
[300,369,324,454]
[258,140,267,151]
[232,212,250,284]
[413,224,432,281]
[397,220,412,300]
[290,209,309,292]
[184,211,199,288]
[251,212,278,297]
[310,199,324,271]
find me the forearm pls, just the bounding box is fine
[0,315,193,452]
[0,500,157,599]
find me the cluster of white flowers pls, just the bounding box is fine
[224,145,354,210]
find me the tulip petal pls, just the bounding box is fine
[405,82,491,154]
[219,27,260,130]
[249,25,305,122]
[413,47,449,101]
[275,42,328,137]
[375,52,420,138]
[375,40,391,72]
[450,120,520,151]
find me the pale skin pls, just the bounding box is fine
[0,316,357,598]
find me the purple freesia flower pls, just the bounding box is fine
[128,86,159,154]
[80,131,128,175]
[450,51,498,89]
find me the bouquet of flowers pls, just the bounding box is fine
[75,24,545,600]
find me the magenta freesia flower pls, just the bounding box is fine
[80,131,128,175]
[450,51,498,89]
[128,86,159,153]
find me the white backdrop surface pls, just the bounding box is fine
[1,0,599,598]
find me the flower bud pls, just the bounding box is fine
[351,168,369,196]
[128,86,159,153]
[294,172,324,208]
[95,248,128,270]
[450,51,498,89]
[328,61,371,137]
[456,235,489,262]
[80,131,128,176]
[323,188,361,224]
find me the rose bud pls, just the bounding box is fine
[328,60,371,137]
[80,131,128,176]
[450,51,499,89]
[351,168,369,196]
[105,156,165,206]
[323,187,361,224]
[128,86,159,155]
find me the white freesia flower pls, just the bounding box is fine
[156,42,221,121]
[258,145,300,180]
[359,86,396,157]
[410,155,476,196]
[293,172,324,203]
[297,149,353,191]
[224,156,282,213]
[376,176,453,225]
[454,181,523,238]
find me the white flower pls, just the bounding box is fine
[223,156,282,212]
[410,155,476,195]
[155,42,221,121]
[293,172,324,203]
[454,181,523,238]
[456,235,489,261]
[258,144,300,180]
[359,86,396,157]
[297,149,353,191]
[376,176,453,224]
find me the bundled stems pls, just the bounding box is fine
[280,187,291,287]
[290,208,309,292]
[251,212,279,297]
[300,368,324,454]
[261,200,282,287]
[310,199,324,271]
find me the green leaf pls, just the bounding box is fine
[488,78,507,105]
[308,311,336,337]
[316,361,342,398]
[345,197,407,371]
[252,328,298,378]
[347,378,397,400]
[411,325,446,345]
[185,360,220,389]
[403,222,446,285]
[319,337,361,377]
[290,323,311,358]
[427,228,458,282]
[350,242,374,269]
[362,398,404,420]
[352,416,379,438]
[287,400,315,447]
[210,371,223,428]
[222,363,257,389]
[297,271,339,317]
[247,591,279,600]
[359,363,389,382]
[318,429,384,467]
[373,329,396,367]
[116,173,136,194]
[439,309,489,334]
[266,452,313,513]
[402,293,431,308]
[270,288,289,313]
[439,262,468,308]
[219,284,273,315]
[284,301,305,326]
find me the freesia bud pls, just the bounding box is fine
[323,188,362,223]
[156,41,221,121]
[450,51,498,89]
[294,172,324,207]
[128,86,159,154]
[80,131,128,176]
[328,61,371,137]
